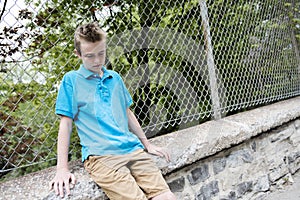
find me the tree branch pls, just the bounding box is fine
[0,0,8,21]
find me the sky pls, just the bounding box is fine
[0,0,36,28]
[0,0,46,84]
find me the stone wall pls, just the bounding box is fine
[1,96,300,200]
[166,119,300,200]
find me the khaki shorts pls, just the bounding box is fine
[84,149,170,200]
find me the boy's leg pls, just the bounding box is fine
[151,191,177,200]
[129,150,176,199]
[84,155,147,200]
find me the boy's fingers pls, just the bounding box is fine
[53,182,59,196]
[49,181,53,190]
[159,149,170,162]
[155,149,170,162]
[64,181,71,196]
[167,152,171,162]
[71,174,76,184]
[162,150,170,162]
[58,181,64,198]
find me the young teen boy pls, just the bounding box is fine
[49,22,176,200]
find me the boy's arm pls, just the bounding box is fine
[49,116,76,198]
[127,108,170,162]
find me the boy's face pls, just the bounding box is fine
[75,39,106,75]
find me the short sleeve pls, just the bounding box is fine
[119,76,133,108]
[55,75,77,119]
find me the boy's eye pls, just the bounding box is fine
[85,54,95,58]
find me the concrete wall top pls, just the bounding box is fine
[154,96,300,174]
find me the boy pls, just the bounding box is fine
[49,22,176,200]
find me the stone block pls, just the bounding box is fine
[227,149,253,168]
[288,151,300,174]
[289,125,300,146]
[254,175,270,192]
[269,125,294,143]
[236,181,253,197]
[195,181,219,200]
[187,164,209,185]
[219,191,237,200]
[287,151,300,164]
[168,176,185,193]
[269,163,289,183]
[213,157,226,175]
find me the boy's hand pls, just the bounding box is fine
[49,168,76,198]
[146,143,171,162]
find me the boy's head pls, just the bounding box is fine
[74,22,107,74]
[74,22,106,56]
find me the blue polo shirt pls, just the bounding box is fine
[55,65,144,161]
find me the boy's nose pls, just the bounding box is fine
[94,56,102,63]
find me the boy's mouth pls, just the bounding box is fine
[93,65,101,68]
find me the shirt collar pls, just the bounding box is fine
[78,64,113,79]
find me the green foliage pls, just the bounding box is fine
[207,0,299,114]
[1,0,299,180]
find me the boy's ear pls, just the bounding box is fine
[74,49,81,58]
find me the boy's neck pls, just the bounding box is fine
[98,68,104,78]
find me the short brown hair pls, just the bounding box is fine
[74,22,106,55]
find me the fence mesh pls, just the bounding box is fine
[0,0,299,178]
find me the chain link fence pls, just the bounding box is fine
[1,0,299,179]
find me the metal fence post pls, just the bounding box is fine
[290,0,300,70]
[199,0,222,120]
